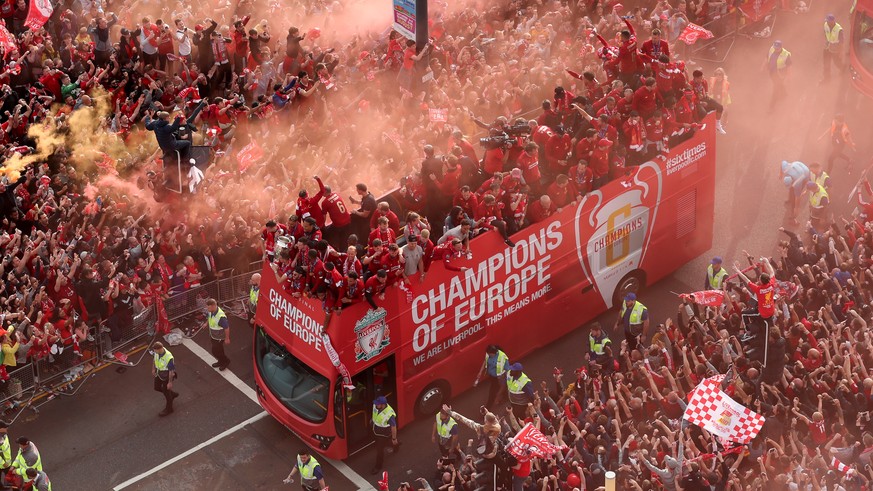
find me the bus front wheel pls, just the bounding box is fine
[612,271,646,308]
[415,381,450,417]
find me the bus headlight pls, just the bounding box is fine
[312,434,335,450]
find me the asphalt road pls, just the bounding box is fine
[12,1,873,490]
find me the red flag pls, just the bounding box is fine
[678,23,714,44]
[24,0,53,30]
[236,141,264,173]
[506,423,566,462]
[0,24,15,56]
[428,108,447,123]
[678,290,725,307]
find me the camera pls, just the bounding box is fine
[505,121,532,137]
[479,133,513,149]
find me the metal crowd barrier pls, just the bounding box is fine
[165,263,262,323]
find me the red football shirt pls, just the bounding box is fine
[747,278,777,318]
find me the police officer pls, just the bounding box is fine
[432,407,459,459]
[586,322,612,366]
[206,298,231,371]
[371,396,399,475]
[248,273,261,326]
[806,180,830,228]
[823,14,844,82]
[615,293,649,352]
[0,421,11,473]
[506,363,535,420]
[24,467,51,491]
[152,341,178,417]
[705,257,728,291]
[474,345,510,409]
[283,448,326,490]
[11,437,41,486]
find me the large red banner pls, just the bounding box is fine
[678,23,714,45]
[24,0,53,30]
[506,423,565,462]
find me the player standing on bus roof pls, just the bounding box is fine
[615,293,649,352]
[432,407,460,460]
[506,363,536,420]
[283,448,326,490]
[371,396,399,475]
[474,345,510,409]
[705,257,728,290]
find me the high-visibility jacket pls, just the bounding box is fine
[485,350,509,377]
[809,183,829,208]
[589,333,611,356]
[297,456,321,489]
[506,372,532,405]
[707,265,728,289]
[811,171,830,189]
[207,308,228,340]
[154,349,173,371]
[824,22,843,50]
[0,433,10,468]
[620,301,647,326]
[12,443,41,477]
[372,405,396,436]
[768,47,791,70]
[249,286,259,307]
[435,414,457,445]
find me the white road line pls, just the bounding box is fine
[112,411,269,490]
[179,337,259,404]
[115,336,376,490]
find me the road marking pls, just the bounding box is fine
[113,411,270,490]
[145,337,376,490]
[180,337,259,404]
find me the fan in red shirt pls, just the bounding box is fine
[632,78,662,120]
[369,216,397,246]
[430,239,468,272]
[589,138,614,188]
[296,176,326,227]
[734,258,778,334]
[545,126,572,174]
[527,195,557,224]
[569,160,594,198]
[318,177,351,242]
[640,28,670,60]
[369,202,400,232]
[337,272,365,310]
[453,186,479,218]
[516,142,543,194]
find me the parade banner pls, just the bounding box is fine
[236,141,264,173]
[428,108,447,123]
[678,23,714,44]
[684,376,764,444]
[506,423,565,462]
[0,25,15,56]
[24,0,53,30]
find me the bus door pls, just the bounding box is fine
[345,356,397,454]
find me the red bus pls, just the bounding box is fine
[850,0,873,98]
[253,119,717,459]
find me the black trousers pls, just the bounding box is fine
[153,375,177,409]
[211,337,230,367]
[373,434,399,469]
[485,375,506,410]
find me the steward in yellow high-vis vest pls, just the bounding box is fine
[283,449,325,490]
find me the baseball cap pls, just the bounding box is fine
[783,176,793,186]
[624,292,637,301]
[826,14,835,22]
[509,362,523,371]
[773,40,782,48]
[195,24,204,31]
[374,396,388,405]
[711,256,722,264]
[510,168,522,178]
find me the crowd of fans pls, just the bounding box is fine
[0,0,851,488]
[407,208,873,491]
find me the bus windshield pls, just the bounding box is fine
[254,327,331,423]
[854,10,873,75]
